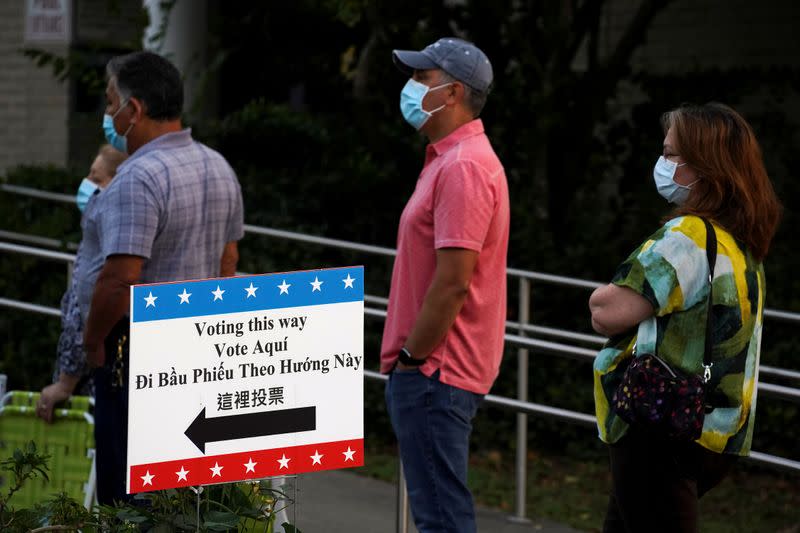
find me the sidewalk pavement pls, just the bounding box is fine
[291,469,583,533]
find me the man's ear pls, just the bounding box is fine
[128,97,145,124]
[448,81,465,105]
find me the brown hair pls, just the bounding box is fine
[97,144,127,176]
[662,103,782,261]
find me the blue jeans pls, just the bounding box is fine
[385,369,484,533]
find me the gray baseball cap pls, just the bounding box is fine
[392,37,493,93]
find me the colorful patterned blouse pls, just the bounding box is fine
[593,216,765,455]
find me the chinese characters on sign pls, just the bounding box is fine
[215,386,284,411]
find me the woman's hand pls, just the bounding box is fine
[37,374,80,423]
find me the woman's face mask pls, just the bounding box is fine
[653,156,697,205]
[76,178,100,213]
[399,79,452,130]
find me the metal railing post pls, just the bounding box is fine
[396,461,410,533]
[511,277,531,523]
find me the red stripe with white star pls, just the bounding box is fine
[129,438,363,493]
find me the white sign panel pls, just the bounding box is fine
[25,0,71,43]
[127,266,364,493]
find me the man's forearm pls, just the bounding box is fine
[84,256,143,358]
[220,241,239,277]
[84,272,132,352]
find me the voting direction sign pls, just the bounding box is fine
[126,266,364,493]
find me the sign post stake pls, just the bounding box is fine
[189,485,204,532]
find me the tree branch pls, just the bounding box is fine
[604,0,672,77]
[352,2,384,101]
[559,0,607,69]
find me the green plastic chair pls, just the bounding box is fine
[5,391,92,412]
[0,391,95,509]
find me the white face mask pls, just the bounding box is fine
[653,156,697,205]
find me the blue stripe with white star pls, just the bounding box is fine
[131,266,364,323]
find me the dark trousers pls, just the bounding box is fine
[93,319,131,505]
[603,428,738,533]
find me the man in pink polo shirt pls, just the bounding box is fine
[382,37,510,533]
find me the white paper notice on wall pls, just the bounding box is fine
[25,0,71,43]
[126,266,364,493]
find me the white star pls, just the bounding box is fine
[244,458,257,473]
[310,276,323,292]
[277,454,291,470]
[175,466,189,481]
[310,450,323,465]
[212,286,225,301]
[178,289,191,304]
[244,282,259,299]
[278,280,291,295]
[144,292,158,308]
[342,274,355,289]
[141,470,155,486]
[343,447,356,462]
[210,462,223,478]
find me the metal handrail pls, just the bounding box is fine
[0,183,75,203]
[0,241,76,263]
[5,183,800,324]
[362,370,800,473]
[1,291,798,474]
[3,183,800,528]
[4,284,798,403]
[0,297,61,317]
[5,229,799,374]
[0,229,80,251]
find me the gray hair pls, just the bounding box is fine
[439,71,489,118]
[104,52,183,120]
[106,57,131,102]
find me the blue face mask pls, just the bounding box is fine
[102,100,133,154]
[76,178,100,213]
[399,79,452,130]
[653,156,696,205]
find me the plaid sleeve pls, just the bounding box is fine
[612,217,708,317]
[99,169,161,259]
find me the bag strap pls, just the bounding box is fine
[701,218,717,383]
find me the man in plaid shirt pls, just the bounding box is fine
[80,51,244,504]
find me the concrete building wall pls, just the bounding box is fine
[0,0,144,177]
[0,0,70,175]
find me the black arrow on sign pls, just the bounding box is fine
[184,406,317,454]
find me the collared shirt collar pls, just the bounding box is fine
[427,119,485,158]
[117,128,193,173]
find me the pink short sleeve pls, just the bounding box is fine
[433,160,497,252]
